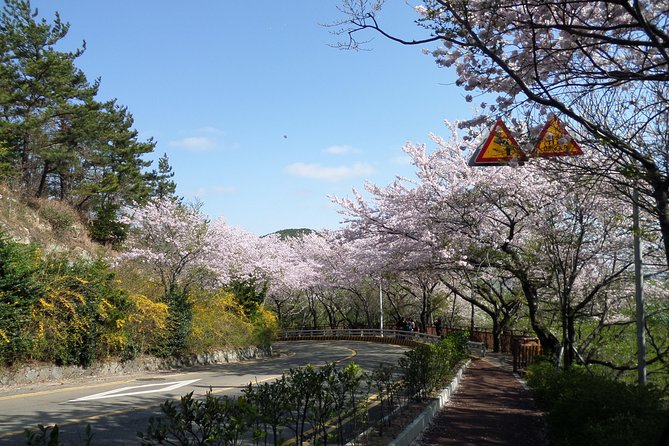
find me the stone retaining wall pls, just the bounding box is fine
[0,346,271,388]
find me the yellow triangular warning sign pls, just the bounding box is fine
[469,120,527,166]
[531,116,583,157]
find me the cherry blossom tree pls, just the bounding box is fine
[334,0,669,269]
[333,123,653,368]
[121,198,211,296]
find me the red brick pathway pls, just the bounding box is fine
[417,355,547,445]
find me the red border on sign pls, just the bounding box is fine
[472,119,527,165]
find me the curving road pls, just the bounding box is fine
[0,341,409,445]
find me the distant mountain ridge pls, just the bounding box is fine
[269,228,314,239]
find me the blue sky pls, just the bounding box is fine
[31,1,471,235]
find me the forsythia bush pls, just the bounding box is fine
[188,289,277,352]
[30,257,134,366]
[0,230,280,368]
[111,293,169,360]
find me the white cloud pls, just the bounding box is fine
[169,136,217,152]
[285,162,375,182]
[323,145,356,155]
[193,185,237,197]
[392,155,413,166]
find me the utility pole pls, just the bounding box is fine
[633,188,647,386]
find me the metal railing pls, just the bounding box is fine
[280,328,436,342]
[278,328,486,357]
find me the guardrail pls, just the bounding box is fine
[279,329,486,357]
[280,328,437,342]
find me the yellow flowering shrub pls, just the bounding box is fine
[30,287,93,365]
[253,305,279,347]
[188,289,257,352]
[122,293,169,355]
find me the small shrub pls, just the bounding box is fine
[0,233,42,364]
[138,391,253,445]
[38,202,77,236]
[399,333,470,400]
[25,423,93,446]
[526,360,669,446]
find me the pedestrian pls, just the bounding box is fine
[396,318,406,338]
[435,317,443,337]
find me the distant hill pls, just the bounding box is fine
[269,228,315,239]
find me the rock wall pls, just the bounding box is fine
[0,346,272,388]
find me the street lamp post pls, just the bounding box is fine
[379,280,384,337]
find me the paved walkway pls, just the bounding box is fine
[416,354,548,445]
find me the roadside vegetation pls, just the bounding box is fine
[526,359,669,446]
[2,0,669,444]
[24,334,469,446]
[0,230,277,367]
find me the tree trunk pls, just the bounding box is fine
[651,177,669,269]
[491,316,502,353]
[522,281,560,355]
[36,161,50,198]
[565,309,576,369]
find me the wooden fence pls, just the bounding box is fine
[438,328,543,372]
[511,337,543,373]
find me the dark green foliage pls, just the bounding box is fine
[138,391,252,446]
[226,277,267,319]
[526,359,669,446]
[146,153,177,201]
[399,333,470,400]
[0,232,42,364]
[158,288,193,358]
[242,378,290,445]
[88,201,128,247]
[25,423,93,446]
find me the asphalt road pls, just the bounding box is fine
[0,340,409,445]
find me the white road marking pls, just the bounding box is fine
[69,379,200,402]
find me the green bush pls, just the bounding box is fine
[138,391,252,445]
[399,333,470,400]
[30,257,134,366]
[140,362,370,446]
[38,203,76,236]
[0,233,42,364]
[157,289,193,358]
[526,360,669,446]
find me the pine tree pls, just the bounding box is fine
[0,0,170,244]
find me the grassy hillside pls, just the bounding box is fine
[0,185,104,258]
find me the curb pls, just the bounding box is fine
[388,359,471,446]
